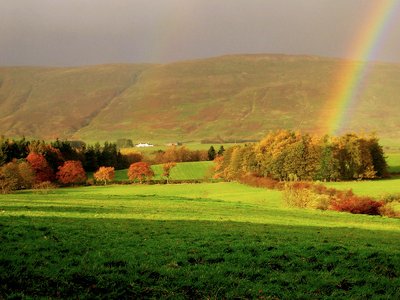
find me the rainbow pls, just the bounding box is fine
[322,0,400,136]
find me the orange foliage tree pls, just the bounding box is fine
[56,160,86,185]
[26,152,54,183]
[94,166,115,185]
[162,162,176,183]
[128,162,154,183]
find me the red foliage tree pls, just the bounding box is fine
[128,162,154,183]
[94,166,115,185]
[26,152,54,183]
[57,160,86,185]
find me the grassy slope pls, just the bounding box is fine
[0,64,152,139]
[2,55,400,145]
[0,183,399,298]
[78,55,400,143]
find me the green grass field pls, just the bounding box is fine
[387,152,400,173]
[112,161,214,181]
[324,176,400,198]
[1,182,399,298]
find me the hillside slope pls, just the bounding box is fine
[1,55,399,143]
[0,64,152,139]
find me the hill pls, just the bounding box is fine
[1,54,400,144]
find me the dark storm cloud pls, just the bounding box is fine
[1,0,399,66]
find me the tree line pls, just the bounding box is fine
[215,130,388,181]
[0,137,225,193]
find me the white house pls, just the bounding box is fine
[135,143,154,148]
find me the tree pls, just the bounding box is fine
[83,145,99,172]
[26,152,54,183]
[116,138,133,149]
[162,162,176,183]
[208,146,216,161]
[217,145,225,156]
[128,162,154,183]
[213,155,224,179]
[57,160,86,185]
[99,142,118,167]
[0,160,35,193]
[94,166,115,185]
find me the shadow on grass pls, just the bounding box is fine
[1,216,399,299]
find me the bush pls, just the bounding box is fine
[330,196,384,215]
[380,193,400,204]
[308,193,331,210]
[379,203,400,218]
[33,181,57,191]
[239,174,282,190]
[283,183,314,208]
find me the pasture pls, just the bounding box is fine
[1,182,399,298]
[387,152,400,173]
[112,161,214,181]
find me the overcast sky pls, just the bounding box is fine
[1,0,400,66]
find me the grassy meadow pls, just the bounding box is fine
[1,182,400,298]
[387,152,400,173]
[106,161,214,182]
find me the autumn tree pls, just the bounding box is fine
[56,160,86,185]
[94,166,115,185]
[0,160,35,193]
[162,162,176,183]
[218,130,388,182]
[128,162,154,183]
[26,152,54,183]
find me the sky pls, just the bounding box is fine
[1,0,400,66]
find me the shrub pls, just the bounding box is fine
[308,193,331,210]
[57,160,87,185]
[378,203,400,218]
[380,193,400,204]
[283,183,314,208]
[330,196,384,215]
[33,181,57,192]
[239,174,282,190]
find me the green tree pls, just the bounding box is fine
[217,145,225,156]
[208,146,216,161]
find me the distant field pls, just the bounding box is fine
[387,152,400,173]
[112,161,214,181]
[1,183,399,298]
[324,177,400,200]
[151,161,214,180]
